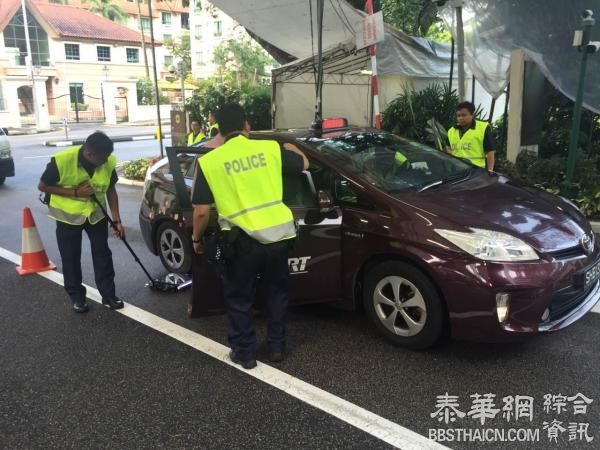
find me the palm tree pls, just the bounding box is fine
[82,0,127,23]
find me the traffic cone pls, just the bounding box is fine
[16,207,56,275]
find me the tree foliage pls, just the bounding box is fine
[213,39,275,85]
[164,35,191,78]
[346,0,450,41]
[82,0,127,23]
[136,77,168,105]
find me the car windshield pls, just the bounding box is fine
[306,132,473,194]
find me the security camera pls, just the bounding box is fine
[586,41,600,53]
[582,9,594,19]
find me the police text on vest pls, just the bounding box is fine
[224,153,267,175]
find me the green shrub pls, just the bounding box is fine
[185,81,272,131]
[241,83,272,131]
[185,83,241,127]
[496,150,600,219]
[122,158,152,181]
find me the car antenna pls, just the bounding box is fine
[311,0,325,134]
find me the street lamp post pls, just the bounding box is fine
[562,10,598,197]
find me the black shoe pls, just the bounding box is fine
[229,350,257,370]
[102,297,124,310]
[268,351,285,363]
[72,300,89,313]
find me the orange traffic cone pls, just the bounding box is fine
[16,207,56,275]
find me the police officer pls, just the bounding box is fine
[191,103,308,369]
[207,111,219,138]
[187,120,205,146]
[447,101,496,171]
[38,132,125,313]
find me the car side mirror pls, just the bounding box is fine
[317,190,334,213]
[1,128,8,136]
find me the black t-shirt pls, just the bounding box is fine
[454,122,496,153]
[40,146,118,187]
[192,145,304,205]
[209,127,219,138]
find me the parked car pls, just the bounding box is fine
[0,127,15,185]
[139,124,600,349]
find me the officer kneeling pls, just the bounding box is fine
[191,103,308,369]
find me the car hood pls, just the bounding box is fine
[394,172,591,254]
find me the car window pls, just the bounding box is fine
[310,160,371,209]
[283,172,316,207]
[155,154,197,180]
[307,132,472,194]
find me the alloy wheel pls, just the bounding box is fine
[159,228,185,271]
[373,276,427,337]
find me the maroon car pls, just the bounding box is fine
[139,126,600,349]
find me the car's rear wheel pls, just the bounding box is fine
[363,261,445,349]
[156,222,192,274]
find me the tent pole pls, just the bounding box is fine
[449,38,455,90]
[314,0,325,127]
[366,0,381,129]
[452,0,466,101]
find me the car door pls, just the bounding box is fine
[282,159,343,304]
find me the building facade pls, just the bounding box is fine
[0,0,166,129]
[189,1,247,79]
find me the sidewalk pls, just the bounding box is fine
[44,132,172,147]
[8,120,170,138]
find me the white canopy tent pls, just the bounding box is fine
[209,0,498,128]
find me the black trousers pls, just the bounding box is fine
[221,237,290,361]
[56,218,115,302]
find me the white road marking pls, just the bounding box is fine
[0,246,447,450]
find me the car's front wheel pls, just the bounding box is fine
[363,261,446,349]
[156,222,192,274]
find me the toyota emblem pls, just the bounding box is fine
[581,233,594,254]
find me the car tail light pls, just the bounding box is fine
[496,293,510,323]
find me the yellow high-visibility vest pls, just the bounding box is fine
[199,135,296,244]
[209,123,219,136]
[48,146,116,225]
[187,131,205,146]
[448,120,488,168]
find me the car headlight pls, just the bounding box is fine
[0,149,10,159]
[435,228,539,262]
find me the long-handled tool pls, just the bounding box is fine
[427,117,447,153]
[91,194,180,292]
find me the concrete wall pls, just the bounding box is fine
[129,104,172,123]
